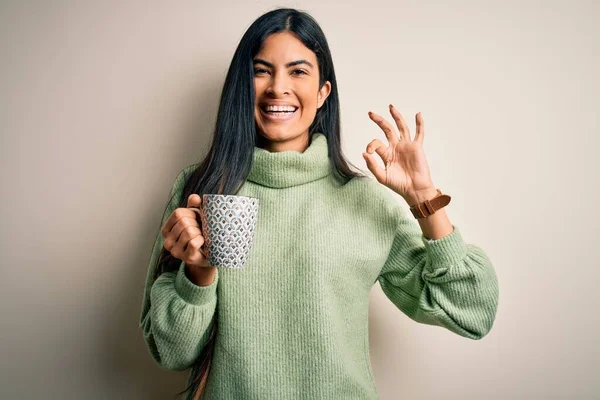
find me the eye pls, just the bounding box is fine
[253,68,307,76]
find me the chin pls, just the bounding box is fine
[258,126,296,140]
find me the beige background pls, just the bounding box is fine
[1,1,598,399]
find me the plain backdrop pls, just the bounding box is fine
[1,1,598,399]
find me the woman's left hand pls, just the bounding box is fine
[362,104,437,205]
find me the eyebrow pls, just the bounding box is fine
[253,58,314,69]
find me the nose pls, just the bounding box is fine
[265,70,290,96]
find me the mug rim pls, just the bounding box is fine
[202,194,259,201]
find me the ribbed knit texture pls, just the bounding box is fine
[139,132,499,399]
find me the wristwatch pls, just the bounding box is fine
[409,189,451,219]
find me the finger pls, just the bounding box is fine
[368,111,399,145]
[183,232,207,265]
[187,194,203,226]
[162,207,194,238]
[199,244,208,258]
[187,207,202,224]
[366,139,389,163]
[414,112,424,143]
[362,151,387,184]
[189,233,206,255]
[187,194,202,208]
[389,104,410,141]
[174,219,201,246]
[169,224,201,257]
[163,215,198,251]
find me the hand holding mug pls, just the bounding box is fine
[161,194,210,268]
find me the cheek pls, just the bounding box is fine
[299,90,318,111]
[253,80,265,101]
[300,97,319,118]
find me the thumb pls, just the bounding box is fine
[362,152,386,184]
[187,194,202,208]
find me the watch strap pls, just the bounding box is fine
[409,189,451,219]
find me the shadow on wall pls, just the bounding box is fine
[98,78,222,399]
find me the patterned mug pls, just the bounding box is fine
[189,194,259,269]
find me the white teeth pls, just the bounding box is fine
[264,105,297,112]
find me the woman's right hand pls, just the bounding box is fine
[161,194,210,268]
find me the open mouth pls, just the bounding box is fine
[259,106,299,121]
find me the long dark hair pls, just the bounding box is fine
[152,7,369,399]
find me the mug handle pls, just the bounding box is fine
[187,207,202,221]
[187,207,208,258]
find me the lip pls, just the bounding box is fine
[260,102,299,108]
[260,106,298,122]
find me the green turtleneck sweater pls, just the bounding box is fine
[139,133,499,399]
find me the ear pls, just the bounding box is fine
[317,81,332,109]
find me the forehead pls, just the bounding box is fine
[255,32,316,64]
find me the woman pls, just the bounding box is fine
[139,7,499,400]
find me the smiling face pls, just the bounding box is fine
[253,31,331,153]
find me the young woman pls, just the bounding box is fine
[139,7,499,400]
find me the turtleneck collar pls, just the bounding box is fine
[246,132,332,189]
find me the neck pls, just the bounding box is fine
[255,131,312,153]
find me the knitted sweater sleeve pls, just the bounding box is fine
[139,166,219,371]
[376,196,499,340]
